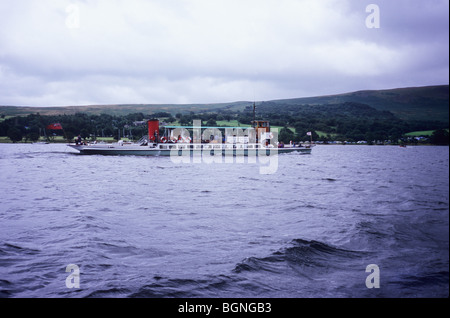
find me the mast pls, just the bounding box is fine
[252,102,256,128]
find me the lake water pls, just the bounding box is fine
[0,143,448,298]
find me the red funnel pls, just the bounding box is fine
[147,120,159,142]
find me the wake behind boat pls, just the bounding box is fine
[68,119,313,156]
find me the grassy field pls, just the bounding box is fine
[215,120,251,127]
[405,130,435,136]
[0,136,15,143]
[405,129,449,136]
[0,116,13,122]
[0,136,69,143]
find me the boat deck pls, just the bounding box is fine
[68,142,313,156]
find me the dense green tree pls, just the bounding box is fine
[7,126,23,143]
[179,116,192,126]
[64,130,75,142]
[25,126,40,142]
[166,116,176,123]
[279,127,295,143]
[206,118,217,127]
[430,129,449,145]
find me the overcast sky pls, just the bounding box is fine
[0,0,448,106]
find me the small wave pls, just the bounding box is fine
[390,271,449,297]
[234,239,364,275]
[86,287,131,298]
[129,274,245,298]
[155,165,184,170]
[34,197,52,201]
[395,271,449,287]
[0,243,40,255]
[0,279,14,297]
[234,255,283,274]
[130,277,206,298]
[238,176,261,182]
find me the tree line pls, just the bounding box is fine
[0,101,448,145]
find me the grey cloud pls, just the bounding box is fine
[0,0,448,106]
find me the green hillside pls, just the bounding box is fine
[269,85,449,123]
[0,85,448,123]
[0,101,251,117]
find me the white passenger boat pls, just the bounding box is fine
[68,120,313,156]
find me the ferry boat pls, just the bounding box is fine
[68,119,313,156]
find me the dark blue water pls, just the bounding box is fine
[0,144,448,298]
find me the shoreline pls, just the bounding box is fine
[0,140,445,146]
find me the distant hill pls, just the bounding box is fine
[267,85,449,123]
[1,85,448,123]
[0,101,251,117]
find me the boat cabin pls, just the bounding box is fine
[148,119,273,146]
